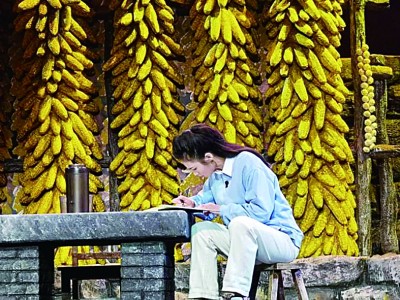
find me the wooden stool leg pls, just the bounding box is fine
[61,272,71,300]
[72,279,79,299]
[277,270,285,300]
[268,271,279,300]
[61,273,71,295]
[249,268,261,300]
[291,269,309,300]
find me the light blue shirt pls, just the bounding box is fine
[191,151,304,248]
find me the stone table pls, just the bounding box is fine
[0,210,191,300]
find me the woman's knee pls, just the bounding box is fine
[191,221,221,235]
[228,216,252,233]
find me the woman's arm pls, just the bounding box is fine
[220,168,276,224]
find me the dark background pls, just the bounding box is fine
[340,0,400,57]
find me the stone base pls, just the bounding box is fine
[174,254,400,299]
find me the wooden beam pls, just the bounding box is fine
[1,158,111,173]
[104,17,121,212]
[369,144,400,158]
[1,159,23,173]
[371,65,393,80]
[349,0,373,256]
[374,80,399,253]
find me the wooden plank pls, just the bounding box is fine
[58,263,120,271]
[350,0,373,256]
[371,65,393,80]
[369,144,400,158]
[260,262,307,271]
[73,252,121,260]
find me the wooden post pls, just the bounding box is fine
[349,0,372,256]
[104,17,120,211]
[375,79,399,253]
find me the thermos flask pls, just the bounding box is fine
[66,164,89,213]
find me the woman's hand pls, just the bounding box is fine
[197,203,220,213]
[172,195,195,208]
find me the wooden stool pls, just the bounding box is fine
[58,263,120,299]
[249,263,309,300]
[58,246,121,299]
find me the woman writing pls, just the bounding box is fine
[172,123,303,300]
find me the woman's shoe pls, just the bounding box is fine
[221,292,250,300]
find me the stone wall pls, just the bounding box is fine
[0,246,40,299]
[175,254,400,299]
[121,242,175,299]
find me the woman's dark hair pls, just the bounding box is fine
[172,123,270,167]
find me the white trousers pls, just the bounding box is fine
[188,216,299,299]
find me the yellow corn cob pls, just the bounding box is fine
[308,50,327,84]
[33,134,51,160]
[69,112,95,146]
[308,176,323,209]
[145,165,161,190]
[39,117,51,135]
[120,192,134,208]
[322,187,347,225]
[39,96,53,122]
[37,190,53,214]
[148,119,169,138]
[294,147,304,165]
[337,225,349,253]
[158,172,179,195]
[313,206,329,237]
[298,108,312,139]
[150,190,162,207]
[293,194,307,218]
[56,170,66,193]
[18,0,41,10]
[302,233,323,257]
[285,159,299,178]
[294,172,307,194]
[129,188,150,211]
[276,116,297,136]
[299,197,319,233]
[92,194,106,212]
[145,130,155,159]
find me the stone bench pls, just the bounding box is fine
[0,210,191,299]
[175,255,400,299]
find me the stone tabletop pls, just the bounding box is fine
[0,210,191,246]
